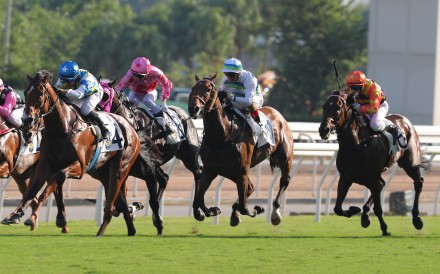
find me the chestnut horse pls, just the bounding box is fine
[101,80,202,204]
[188,74,294,226]
[0,117,40,224]
[2,70,143,237]
[318,91,430,236]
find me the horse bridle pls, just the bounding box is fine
[325,94,353,135]
[192,78,228,113]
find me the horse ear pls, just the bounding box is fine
[27,74,33,81]
[109,79,117,87]
[212,72,217,81]
[195,74,200,82]
[98,75,102,82]
[332,90,341,96]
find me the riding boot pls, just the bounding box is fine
[246,114,262,138]
[87,111,110,140]
[154,111,168,133]
[251,109,262,126]
[386,124,407,149]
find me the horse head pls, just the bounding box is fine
[319,91,352,140]
[188,73,218,119]
[23,70,54,142]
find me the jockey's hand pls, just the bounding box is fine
[352,102,361,112]
[225,92,235,103]
[160,102,169,112]
[58,88,68,95]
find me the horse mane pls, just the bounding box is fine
[32,70,53,83]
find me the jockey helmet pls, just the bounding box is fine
[58,61,80,83]
[345,70,366,86]
[0,78,3,91]
[131,57,151,78]
[222,58,243,74]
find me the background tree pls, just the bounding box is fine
[269,0,368,121]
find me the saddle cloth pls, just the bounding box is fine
[231,107,275,148]
[144,107,185,145]
[163,109,185,145]
[86,113,125,172]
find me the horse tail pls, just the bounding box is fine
[138,131,163,166]
[420,154,432,173]
[269,158,279,173]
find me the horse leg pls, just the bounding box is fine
[361,194,374,228]
[192,170,219,221]
[333,177,361,217]
[1,175,48,226]
[271,172,291,226]
[116,184,137,236]
[14,176,40,230]
[25,175,61,231]
[145,173,163,235]
[370,181,390,236]
[97,167,135,237]
[401,164,424,230]
[155,166,169,202]
[230,201,241,227]
[237,176,260,217]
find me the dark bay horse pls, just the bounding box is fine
[2,70,144,237]
[101,80,202,204]
[188,74,294,226]
[318,92,430,236]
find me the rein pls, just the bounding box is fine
[193,79,229,113]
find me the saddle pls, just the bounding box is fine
[354,114,403,156]
[223,105,274,147]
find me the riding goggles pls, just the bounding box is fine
[349,85,363,92]
[224,72,240,78]
[132,72,147,79]
[60,76,78,84]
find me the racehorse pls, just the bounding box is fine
[101,80,202,204]
[0,116,40,226]
[318,91,430,236]
[2,70,145,237]
[187,74,294,226]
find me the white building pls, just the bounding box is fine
[367,0,440,125]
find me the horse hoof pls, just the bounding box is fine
[62,227,69,233]
[194,209,205,222]
[152,214,164,229]
[348,206,361,216]
[2,215,20,225]
[413,217,423,230]
[56,217,68,228]
[254,205,265,215]
[361,215,371,228]
[230,214,241,227]
[382,231,391,236]
[209,207,221,216]
[24,218,37,231]
[271,208,282,226]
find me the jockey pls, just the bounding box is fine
[55,61,110,140]
[219,58,263,137]
[0,77,25,128]
[115,57,173,133]
[345,70,406,148]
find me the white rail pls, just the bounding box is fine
[2,122,440,224]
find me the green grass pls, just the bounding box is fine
[1,215,439,273]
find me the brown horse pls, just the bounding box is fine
[187,74,294,226]
[0,117,40,223]
[2,70,143,237]
[102,80,202,204]
[318,91,430,236]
